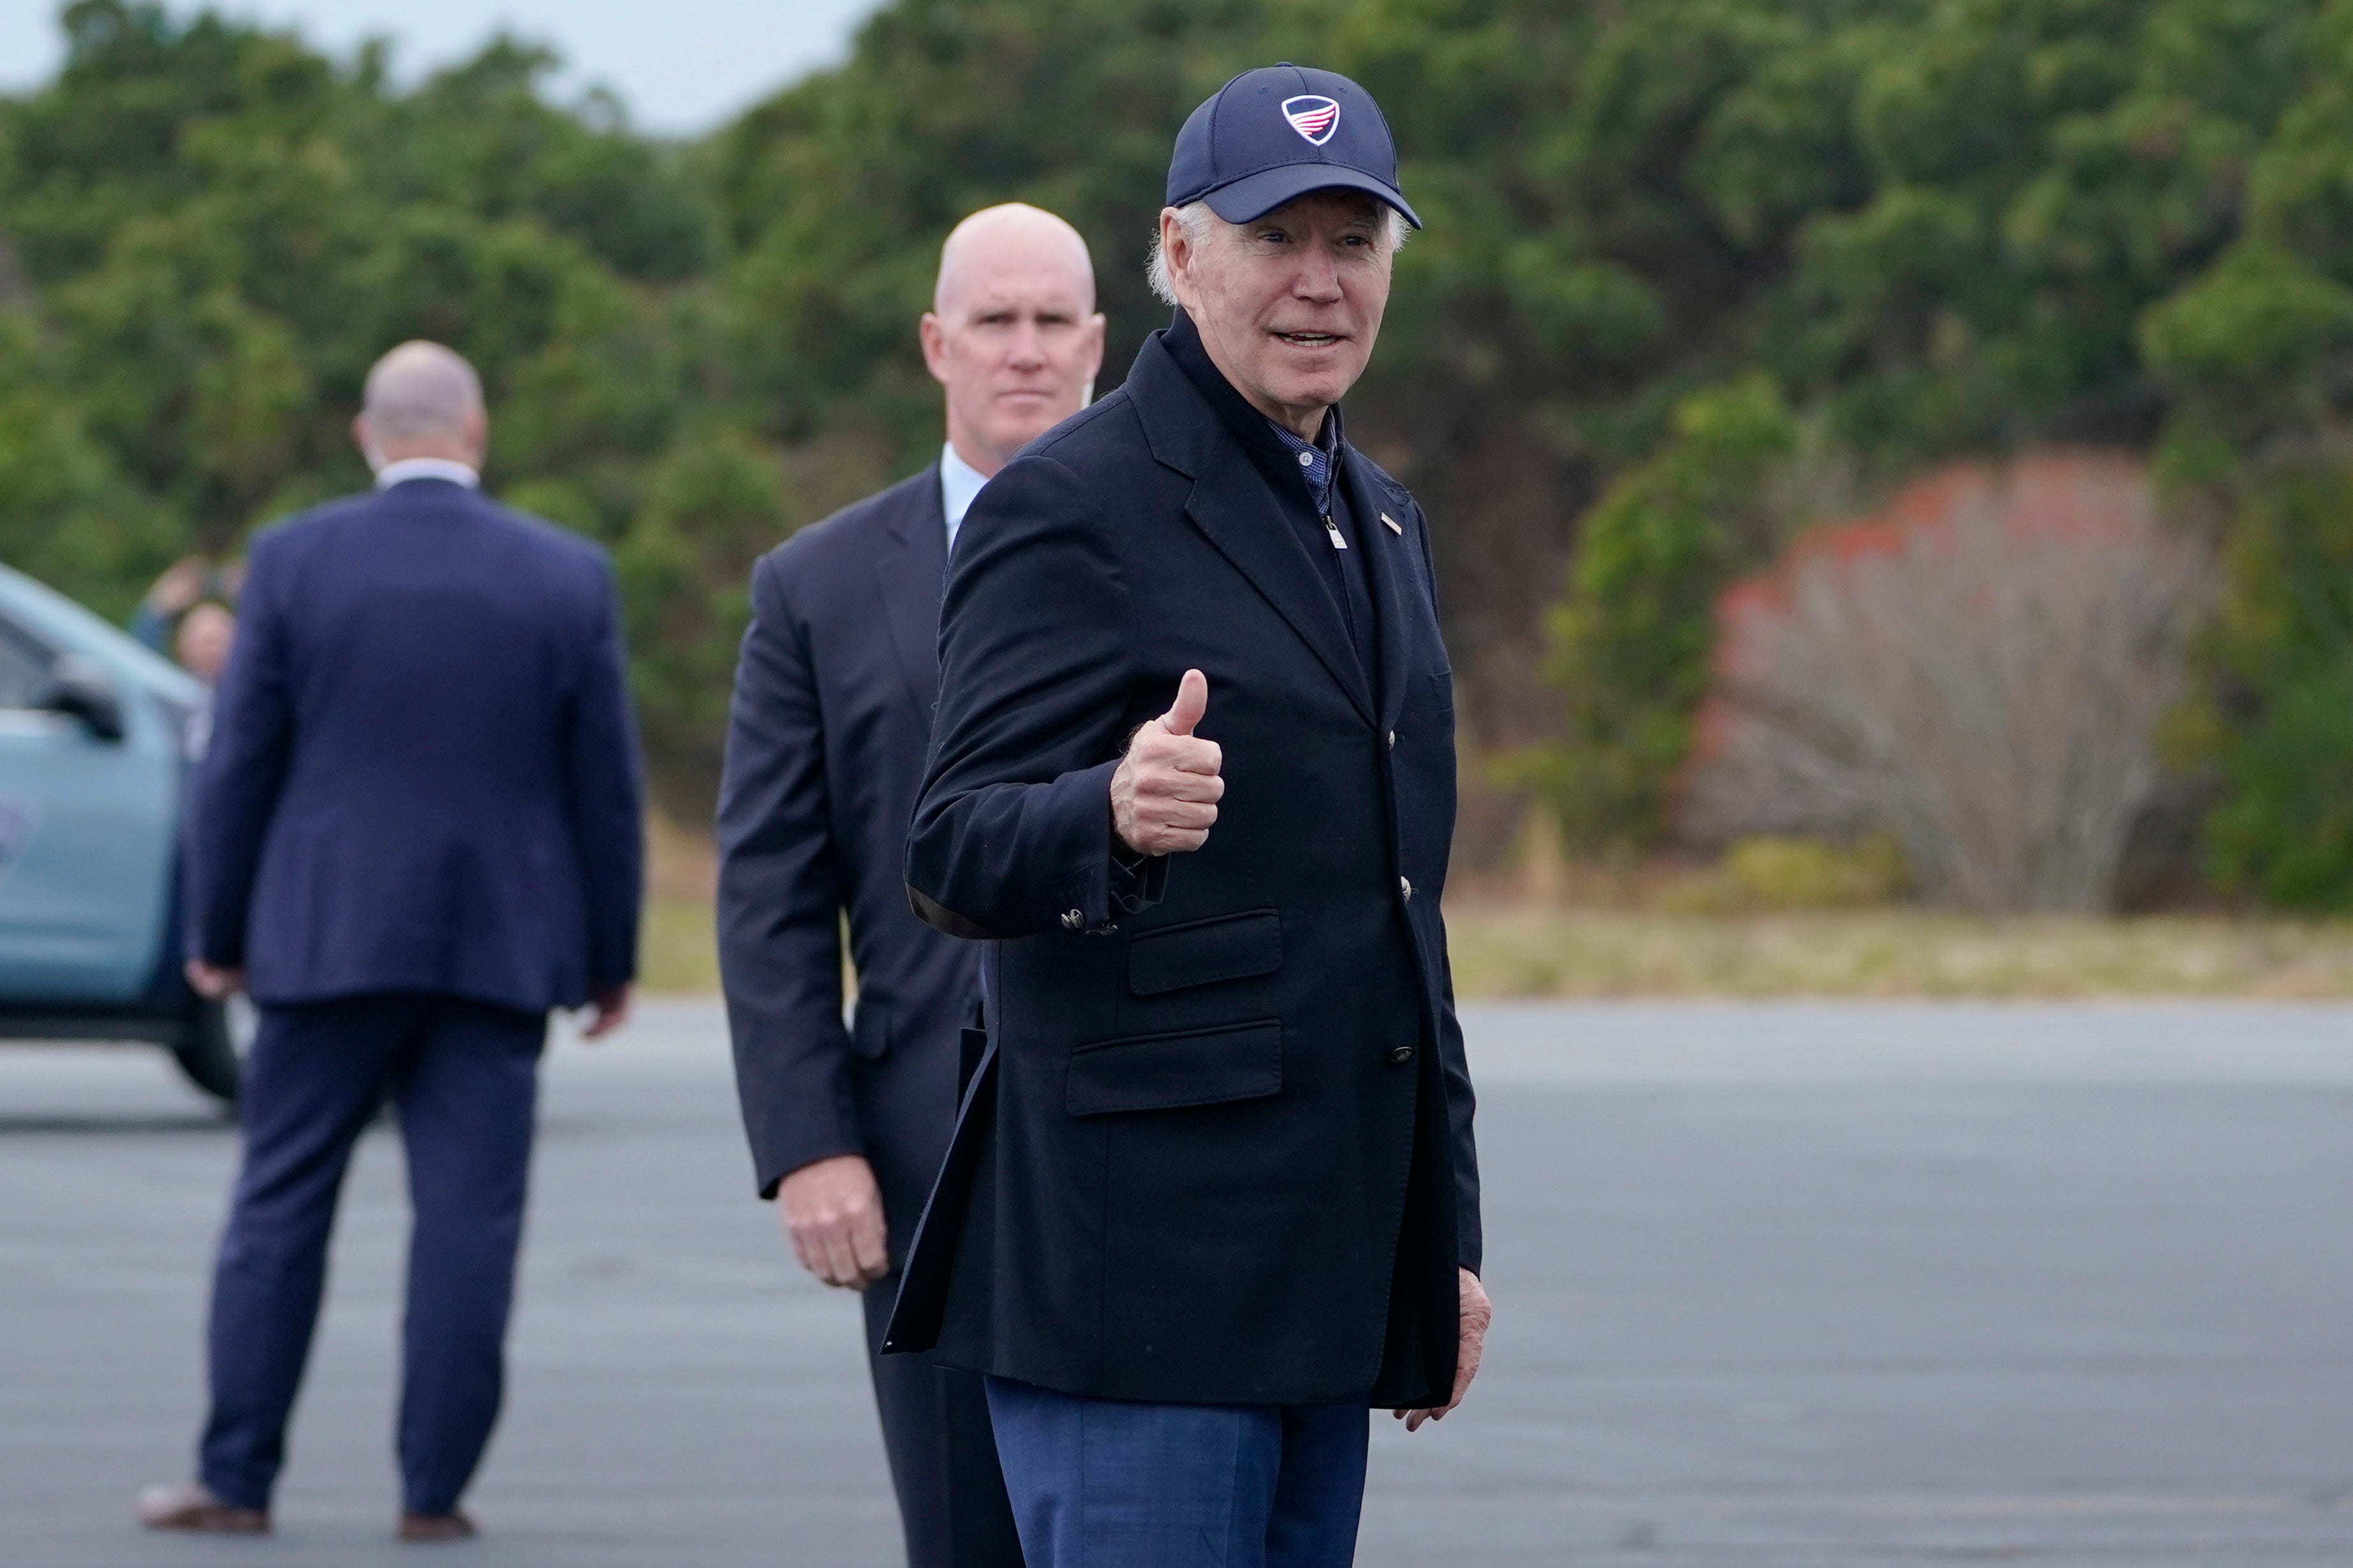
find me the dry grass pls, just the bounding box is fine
[638,817,721,993]
[1440,904,2353,999]
[638,807,2353,1001]
[639,895,723,995]
[636,892,2353,999]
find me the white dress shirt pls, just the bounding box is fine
[374,457,481,490]
[940,442,991,554]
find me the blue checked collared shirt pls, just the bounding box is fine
[1266,417,1340,515]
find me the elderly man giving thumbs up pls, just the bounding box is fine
[890,63,1488,1568]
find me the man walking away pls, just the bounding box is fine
[889,66,1489,1568]
[136,341,643,1542]
[719,203,1104,1567]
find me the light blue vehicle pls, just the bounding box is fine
[0,562,242,1099]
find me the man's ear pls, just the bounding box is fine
[352,413,387,475]
[919,312,951,385]
[1159,209,1197,311]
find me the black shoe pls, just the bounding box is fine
[136,1482,271,1534]
[398,1509,479,1542]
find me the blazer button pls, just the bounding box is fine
[1061,909,1084,930]
[1399,876,1413,903]
[1387,1044,1415,1065]
[1387,729,1396,748]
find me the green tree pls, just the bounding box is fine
[614,432,894,808]
[1534,377,1795,851]
[18,0,2353,888]
[1514,0,2353,893]
[0,4,725,765]
[2162,444,2353,906]
[0,311,175,613]
[2133,1,2353,904]
[0,1,711,547]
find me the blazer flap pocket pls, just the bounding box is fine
[1066,1020,1282,1117]
[1127,908,1282,996]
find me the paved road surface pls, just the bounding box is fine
[3,1000,2350,1565]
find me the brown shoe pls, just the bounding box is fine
[136,1481,270,1534]
[397,1510,478,1542]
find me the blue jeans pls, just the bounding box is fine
[984,1377,1370,1567]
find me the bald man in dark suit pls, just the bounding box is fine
[718,203,1104,1567]
[140,341,642,1542]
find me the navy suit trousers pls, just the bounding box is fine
[855,1025,1024,1567]
[198,993,543,1514]
[983,1379,1369,1568]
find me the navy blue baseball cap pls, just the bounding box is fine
[1167,64,1420,230]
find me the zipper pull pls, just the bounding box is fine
[1324,517,1348,551]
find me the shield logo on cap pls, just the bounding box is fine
[1281,95,1340,147]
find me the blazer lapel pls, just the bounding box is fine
[876,464,947,717]
[1184,439,1376,724]
[1341,455,1413,735]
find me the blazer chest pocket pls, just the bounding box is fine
[1066,1020,1282,1117]
[1127,908,1282,996]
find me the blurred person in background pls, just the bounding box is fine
[136,340,645,1542]
[717,202,1104,1568]
[129,557,241,685]
[887,67,1486,1568]
[172,601,236,687]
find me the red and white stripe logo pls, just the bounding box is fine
[1281,95,1340,146]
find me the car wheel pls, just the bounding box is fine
[171,996,252,1103]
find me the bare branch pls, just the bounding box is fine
[1683,453,2209,912]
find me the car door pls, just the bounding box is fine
[0,610,178,1006]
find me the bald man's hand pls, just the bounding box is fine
[1110,670,1223,857]
[778,1154,889,1291]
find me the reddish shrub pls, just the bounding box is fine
[1682,451,2207,911]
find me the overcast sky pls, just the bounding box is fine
[0,0,885,134]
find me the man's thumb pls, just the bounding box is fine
[1162,668,1209,737]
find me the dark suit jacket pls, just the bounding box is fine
[189,478,643,1013]
[885,330,1481,1411]
[716,467,981,1199]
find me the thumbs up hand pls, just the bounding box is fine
[1110,669,1225,856]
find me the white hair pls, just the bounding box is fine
[1146,198,1410,306]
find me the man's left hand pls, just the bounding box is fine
[1398,1268,1491,1432]
[582,983,631,1040]
[184,960,243,1000]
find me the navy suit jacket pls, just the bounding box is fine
[190,478,644,1013]
[885,330,1480,1411]
[716,466,980,1199]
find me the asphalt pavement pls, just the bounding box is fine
[3,998,2350,1565]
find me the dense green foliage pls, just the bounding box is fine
[1523,0,2353,910]
[1533,378,1794,849]
[8,0,2353,900]
[2195,457,2353,904]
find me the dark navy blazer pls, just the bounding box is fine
[887,329,1481,1411]
[189,478,644,1013]
[716,467,980,1199]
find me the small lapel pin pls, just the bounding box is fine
[1380,512,1403,536]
